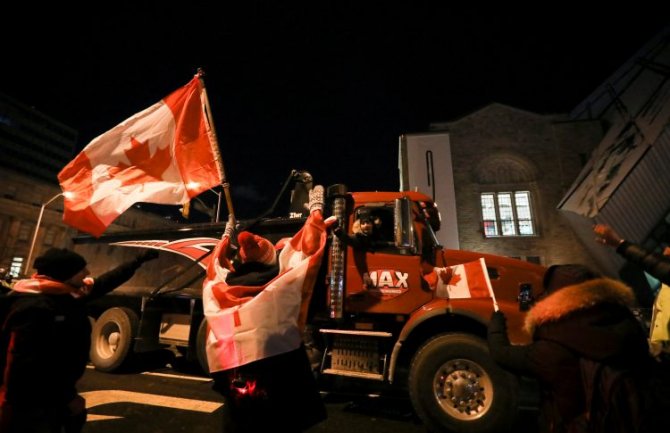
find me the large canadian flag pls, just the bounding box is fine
[425,258,497,303]
[58,76,222,237]
[202,211,336,373]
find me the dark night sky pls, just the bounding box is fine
[3,4,667,218]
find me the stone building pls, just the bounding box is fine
[400,25,670,292]
[0,167,175,278]
[401,103,603,269]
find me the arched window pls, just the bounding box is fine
[475,154,538,238]
[480,191,534,237]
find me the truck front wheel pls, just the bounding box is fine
[90,307,139,372]
[408,333,519,433]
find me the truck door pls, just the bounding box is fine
[342,205,432,314]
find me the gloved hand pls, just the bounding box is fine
[488,310,507,335]
[362,272,374,289]
[331,219,344,238]
[136,249,159,264]
[224,218,236,239]
[307,185,324,213]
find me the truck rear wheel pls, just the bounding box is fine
[408,333,519,433]
[90,307,139,372]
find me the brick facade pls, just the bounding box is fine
[0,168,175,278]
[430,103,604,269]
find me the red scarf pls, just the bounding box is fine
[11,275,93,298]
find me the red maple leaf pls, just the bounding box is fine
[108,136,172,187]
[438,267,461,286]
[448,271,462,286]
[440,267,461,286]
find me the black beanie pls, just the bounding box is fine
[542,264,600,295]
[34,248,87,281]
[357,207,373,223]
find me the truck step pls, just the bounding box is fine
[322,368,384,381]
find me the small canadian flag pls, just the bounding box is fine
[426,258,498,309]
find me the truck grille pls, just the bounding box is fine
[320,329,392,381]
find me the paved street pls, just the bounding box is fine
[77,352,427,433]
[77,350,539,433]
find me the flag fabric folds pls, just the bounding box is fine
[425,258,496,301]
[58,76,222,237]
[202,211,336,373]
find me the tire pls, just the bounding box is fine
[196,318,210,376]
[408,333,519,433]
[90,307,139,372]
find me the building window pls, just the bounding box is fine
[481,191,535,237]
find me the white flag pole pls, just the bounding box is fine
[480,258,499,312]
[196,69,235,226]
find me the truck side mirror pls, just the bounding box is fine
[394,198,416,253]
[518,283,534,311]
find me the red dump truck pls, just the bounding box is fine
[76,171,544,433]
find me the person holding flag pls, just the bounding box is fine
[202,186,333,433]
[487,264,652,433]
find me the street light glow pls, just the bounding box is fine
[25,192,67,274]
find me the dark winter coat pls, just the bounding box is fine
[0,258,147,409]
[616,241,670,286]
[334,228,384,252]
[488,277,651,433]
[212,345,327,433]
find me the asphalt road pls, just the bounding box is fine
[77,352,427,433]
[78,351,539,433]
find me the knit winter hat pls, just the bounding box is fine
[542,264,600,295]
[34,248,87,281]
[357,207,373,223]
[237,232,277,265]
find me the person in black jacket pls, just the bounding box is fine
[0,247,157,433]
[333,207,385,289]
[593,223,670,421]
[487,264,653,433]
[334,207,384,252]
[593,223,670,286]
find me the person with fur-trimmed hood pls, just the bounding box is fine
[487,264,653,433]
[0,247,158,433]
